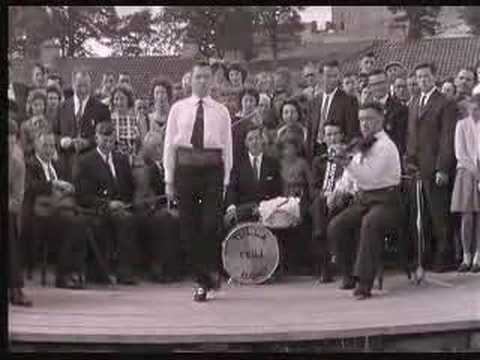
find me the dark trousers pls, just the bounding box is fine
[87,213,138,282]
[327,188,401,287]
[21,212,87,280]
[135,209,181,276]
[422,178,453,265]
[175,164,224,288]
[9,212,24,288]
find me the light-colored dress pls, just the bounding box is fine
[451,117,480,212]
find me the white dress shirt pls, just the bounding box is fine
[248,152,263,180]
[74,94,90,117]
[343,130,401,191]
[317,87,338,144]
[419,86,437,108]
[96,147,117,179]
[35,154,58,182]
[163,94,233,186]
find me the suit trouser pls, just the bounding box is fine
[20,213,87,279]
[135,209,181,276]
[8,212,24,288]
[175,164,224,288]
[327,188,401,287]
[422,178,453,264]
[88,214,138,281]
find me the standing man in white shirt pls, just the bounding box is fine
[163,61,233,302]
[327,102,402,300]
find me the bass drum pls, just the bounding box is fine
[222,222,279,285]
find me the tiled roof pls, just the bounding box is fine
[341,37,480,79]
[11,56,194,99]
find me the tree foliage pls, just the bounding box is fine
[102,9,163,57]
[459,6,480,35]
[251,6,305,62]
[388,6,442,41]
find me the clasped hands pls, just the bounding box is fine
[60,136,90,153]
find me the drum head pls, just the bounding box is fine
[222,222,279,285]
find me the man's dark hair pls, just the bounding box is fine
[46,84,62,99]
[414,62,437,76]
[324,121,344,133]
[104,71,116,77]
[323,59,340,69]
[47,73,63,87]
[362,51,376,59]
[33,62,46,74]
[343,72,357,79]
[368,69,387,79]
[192,60,211,72]
[119,71,130,77]
[359,101,385,116]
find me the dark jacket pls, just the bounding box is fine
[306,88,360,161]
[384,95,409,156]
[74,149,134,212]
[406,89,457,179]
[226,153,282,208]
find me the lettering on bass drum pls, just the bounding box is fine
[222,222,280,285]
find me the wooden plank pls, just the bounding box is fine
[9,272,480,345]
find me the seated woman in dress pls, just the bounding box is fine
[20,89,51,158]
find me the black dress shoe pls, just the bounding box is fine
[118,276,139,285]
[471,264,480,273]
[354,287,372,300]
[10,289,33,307]
[431,263,456,273]
[457,263,471,273]
[339,276,356,290]
[193,286,207,302]
[56,276,85,290]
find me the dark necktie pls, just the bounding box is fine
[75,104,82,136]
[191,99,204,149]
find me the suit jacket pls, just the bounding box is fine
[306,88,359,161]
[23,155,65,216]
[406,89,457,179]
[384,95,408,156]
[74,149,134,211]
[133,160,165,204]
[232,117,254,166]
[55,95,111,154]
[226,154,282,208]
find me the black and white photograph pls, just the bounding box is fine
[5,4,480,353]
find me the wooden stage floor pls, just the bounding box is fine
[8,270,480,351]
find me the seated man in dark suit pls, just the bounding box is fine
[132,132,181,282]
[225,125,282,226]
[22,132,87,289]
[74,122,138,285]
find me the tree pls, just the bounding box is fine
[102,9,161,57]
[251,6,305,63]
[8,6,118,59]
[388,6,442,41]
[459,6,480,35]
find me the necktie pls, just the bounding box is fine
[317,93,330,143]
[419,94,426,110]
[47,163,57,181]
[191,99,204,149]
[75,102,83,136]
[253,156,259,181]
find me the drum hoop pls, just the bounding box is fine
[222,222,279,285]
